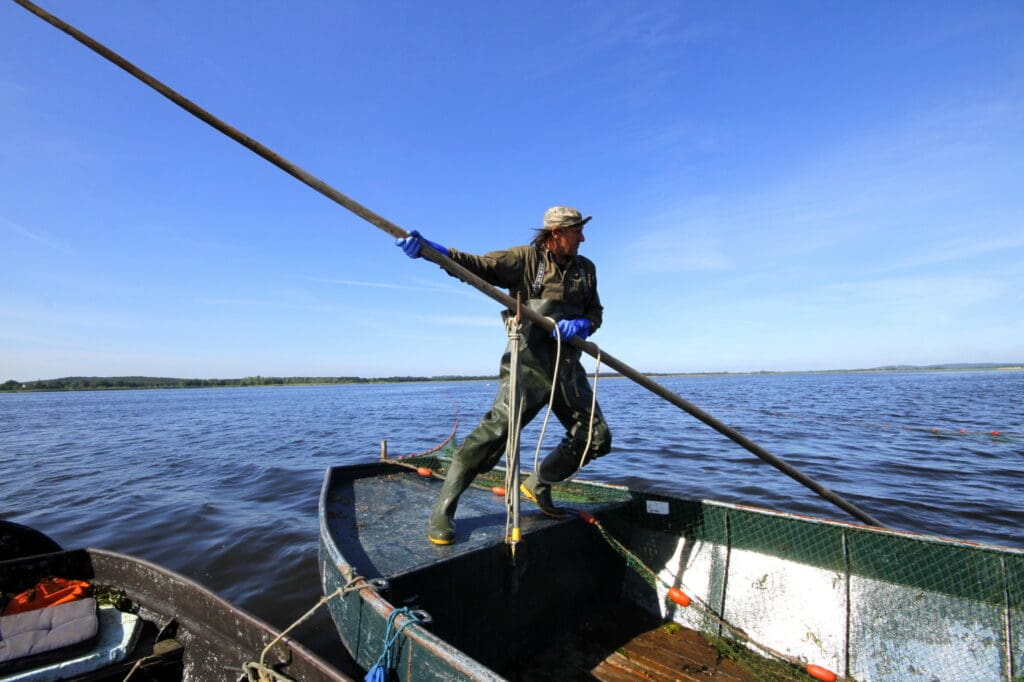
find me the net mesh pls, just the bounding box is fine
[389,448,1023,682]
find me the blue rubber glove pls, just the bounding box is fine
[396,230,449,259]
[552,318,591,341]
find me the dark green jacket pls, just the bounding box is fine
[447,245,603,332]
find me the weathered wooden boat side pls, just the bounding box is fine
[0,542,352,681]
[319,456,1024,681]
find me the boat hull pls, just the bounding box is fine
[318,457,1024,681]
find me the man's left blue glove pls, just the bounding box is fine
[552,318,591,341]
[396,230,449,259]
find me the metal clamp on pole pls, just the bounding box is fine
[503,295,524,555]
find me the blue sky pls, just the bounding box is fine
[2,1,1022,381]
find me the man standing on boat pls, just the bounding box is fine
[397,206,612,545]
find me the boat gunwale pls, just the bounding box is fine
[390,455,1024,555]
[689,497,1024,555]
[87,546,347,670]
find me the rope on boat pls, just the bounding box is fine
[531,321,603,486]
[530,317,563,477]
[578,511,844,682]
[364,607,424,682]
[388,314,604,549]
[242,575,379,682]
[122,658,144,681]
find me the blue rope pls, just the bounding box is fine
[364,607,421,682]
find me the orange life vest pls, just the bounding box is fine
[2,577,91,616]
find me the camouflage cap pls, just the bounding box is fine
[542,206,592,230]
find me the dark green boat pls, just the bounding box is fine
[319,451,1023,682]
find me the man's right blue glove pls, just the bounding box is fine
[396,230,449,259]
[552,318,591,341]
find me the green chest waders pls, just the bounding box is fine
[427,299,613,542]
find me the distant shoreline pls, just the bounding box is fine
[2,364,1021,393]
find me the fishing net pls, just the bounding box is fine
[390,448,1023,682]
[389,443,633,505]
[613,497,1023,682]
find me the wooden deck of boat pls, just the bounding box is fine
[322,464,628,579]
[524,600,761,682]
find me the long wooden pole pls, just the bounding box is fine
[14,0,886,528]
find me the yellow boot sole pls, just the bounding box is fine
[519,483,568,519]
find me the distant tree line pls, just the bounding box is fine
[4,363,1017,394]
[0,375,498,393]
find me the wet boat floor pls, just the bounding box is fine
[524,599,760,682]
[324,466,627,578]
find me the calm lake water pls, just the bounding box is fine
[2,370,1022,671]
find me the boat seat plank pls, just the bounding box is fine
[593,626,755,681]
[524,600,760,682]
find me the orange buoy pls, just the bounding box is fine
[992,430,1001,436]
[805,664,836,682]
[416,467,432,477]
[667,588,691,607]
[491,486,506,496]
[578,511,596,524]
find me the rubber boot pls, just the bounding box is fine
[427,459,475,545]
[520,473,568,519]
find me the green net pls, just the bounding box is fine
[621,494,1024,682]
[392,445,633,505]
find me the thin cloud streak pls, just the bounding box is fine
[1,216,69,252]
[304,274,481,300]
[303,277,410,289]
[627,94,1024,275]
[818,276,1004,310]
[876,233,1024,272]
[416,314,501,329]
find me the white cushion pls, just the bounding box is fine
[0,598,98,663]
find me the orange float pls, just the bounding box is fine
[667,587,691,607]
[805,664,837,682]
